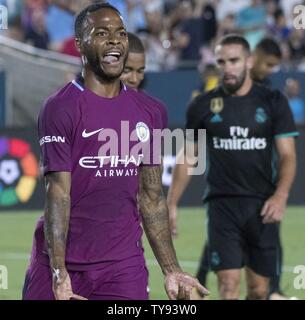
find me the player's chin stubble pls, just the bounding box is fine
[87,52,124,81]
[223,70,247,94]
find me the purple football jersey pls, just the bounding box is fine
[32,79,167,270]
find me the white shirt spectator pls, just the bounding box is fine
[216,0,251,21]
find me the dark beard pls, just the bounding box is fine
[86,51,122,81]
[222,69,247,94]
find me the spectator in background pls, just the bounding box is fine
[216,13,238,38]
[50,0,91,13]
[200,0,217,45]
[177,0,202,62]
[265,0,278,28]
[2,0,305,74]
[45,3,75,51]
[108,0,147,33]
[216,0,250,22]
[178,0,217,63]
[24,7,49,49]
[236,0,266,49]
[52,0,90,56]
[285,78,305,125]
[191,63,219,100]
[288,29,305,64]
[22,1,47,31]
[269,8,291,42]
[142,2,179,71]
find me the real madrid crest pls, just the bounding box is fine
[210,97,224,114]
[136,122,150,142]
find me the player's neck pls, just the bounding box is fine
[82,69,121,98]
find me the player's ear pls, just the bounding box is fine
[75,38,82,54]
[247,54,254,70]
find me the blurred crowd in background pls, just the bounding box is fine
[1,0,305,71]
[0,0,305,124]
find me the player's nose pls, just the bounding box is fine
[129,73,138,84]
[107,33,120,45]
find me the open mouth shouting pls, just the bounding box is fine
[102,50,123,65]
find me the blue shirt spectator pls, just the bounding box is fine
[46,5,74,48]
[285,78,305,125]
[236,0,266,49]
[289,97,305,125]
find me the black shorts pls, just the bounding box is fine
[207,197,280,277]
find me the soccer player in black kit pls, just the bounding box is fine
[193,38,289,300]
[168,34,298,299]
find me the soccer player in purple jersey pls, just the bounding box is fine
[22,2,208,300]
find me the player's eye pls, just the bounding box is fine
[120,31,127,38]
[96,31,107,37]
[230,58,239,64]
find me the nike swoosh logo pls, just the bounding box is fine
[82,128,104,138]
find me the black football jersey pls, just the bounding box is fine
[186,83,298,201]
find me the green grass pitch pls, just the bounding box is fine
[0,207,304,300]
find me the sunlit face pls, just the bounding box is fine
[252,50,280,81]
[77,8,128,81]
[120,52,145,89]
[215,44,252,93]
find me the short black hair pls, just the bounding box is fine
[274,8,284,22]
[216,34,250,54]
[75,1,122,39]
[255,37,282,59]
[128,32,145,54]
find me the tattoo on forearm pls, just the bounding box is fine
[44,173,70,269]
[139,166,181,274]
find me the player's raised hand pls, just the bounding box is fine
[168,204,178,237]
[52,268,87,300]
[261,192,288,224]
[164,271,209,300]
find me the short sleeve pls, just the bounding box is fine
[154,100,168,130]
[271,90,299,139]
[38,97,74,175]
[142,101,168,167]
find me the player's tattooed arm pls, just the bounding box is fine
[139,165,182,275]
[44,172,71,272]
[44,171,87,300]
[139,166,209,300]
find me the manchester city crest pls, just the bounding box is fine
[136,122,150,142]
